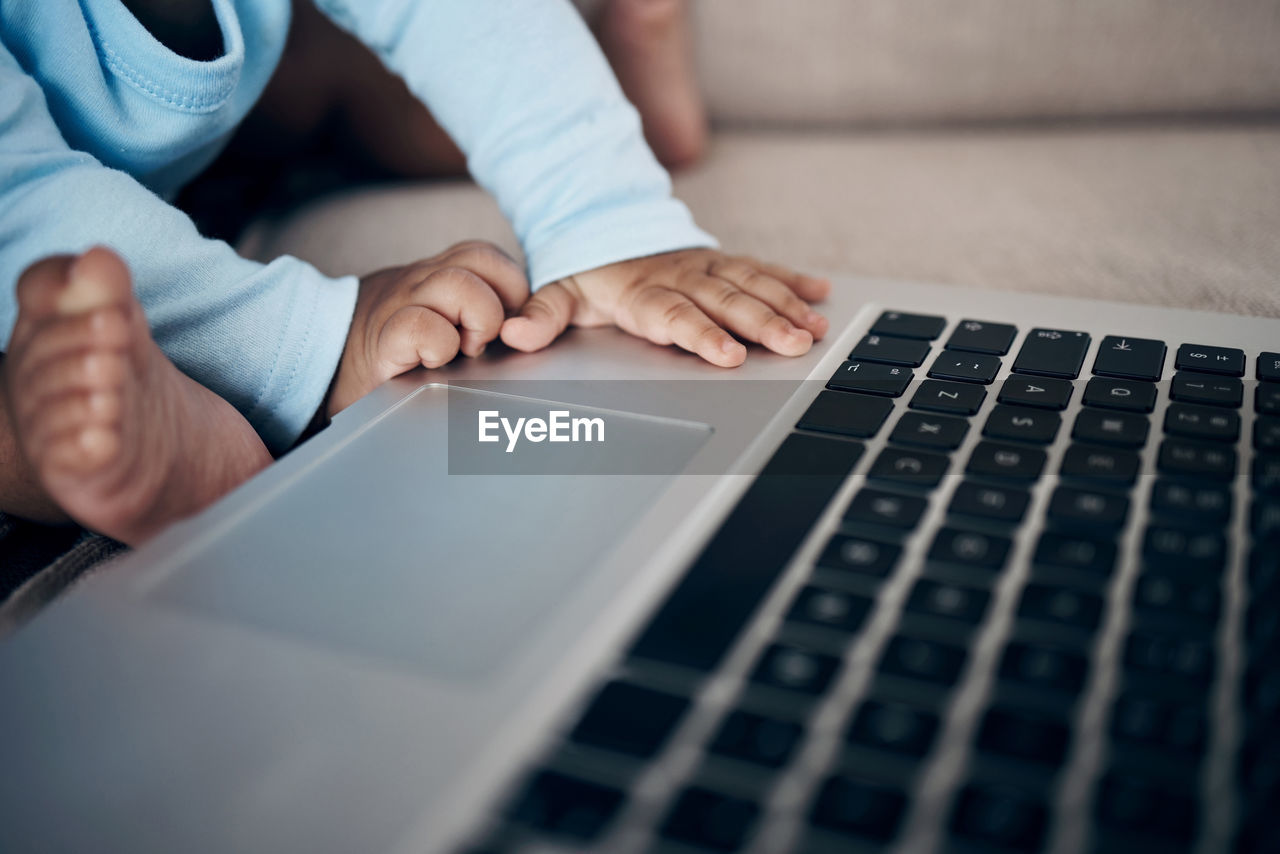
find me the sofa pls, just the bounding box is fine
[241,0,1280,317]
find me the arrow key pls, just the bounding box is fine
[928,350,1002,384]
[1093,335,1167,381]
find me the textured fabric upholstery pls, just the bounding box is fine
[693,0,1280,125]
[241,125,1280,317]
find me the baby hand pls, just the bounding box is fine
[328,241,529,415]
[499,249,830,367]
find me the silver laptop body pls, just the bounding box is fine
[1,275,1275,854]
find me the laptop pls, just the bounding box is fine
[0,274,1275,854]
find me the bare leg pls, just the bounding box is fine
[2,249,273,546]
[595,0,708,169]
[244,0,707,180]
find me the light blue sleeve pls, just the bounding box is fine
[315,0,717,288]
[0,42,358,454]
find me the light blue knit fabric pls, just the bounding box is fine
[0,0,714,451]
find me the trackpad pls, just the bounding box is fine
[156,386,711,679]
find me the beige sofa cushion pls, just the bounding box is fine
[241,124,1280,317]
[692,0,1280,124]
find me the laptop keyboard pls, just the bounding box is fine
[467,311,1280,854]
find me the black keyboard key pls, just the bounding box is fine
[1157,438,1236,482]
[809,775,906,842]
[844,487,928,530]
[1258,352,1280,382]
[976,706,1070,765]
[828,360,912,397]
[983,404,1062,444]
[751,643,840,696]
[1059,443,1140,486]
[889,411,969,451]
[569,681,690,758]
[709,711,803,768]
[1012,327,1091,379]
[1082,377,1158,413]
[1253,455,1280,494]
[1163,403,1240,443]
[796,390,893,439]
[818,534,901,579]
[870,310,946,340]
[966,440,1047,482]
[1254,416,1280,452]
[949,481,1030,524]
[890,409,967,450]
[1123,632,1214,686]
[1251,499,1280,538]
[508,771,625,841]
[1169,372,1243,408]
[849,333,931,366]
[1093,336,1167,381]
[1175,343,1245,377]
[661,787,760,852]
[1072,409,1150,448]
[950,784,1048,852]
[946,319,1017,355]
[928,350,1002,384]
[910,379,987,415]
[1018,583,1103,632]
[846,700,939,757]
[1047,485,1130,530]
[1141,526,1227,570]
[868,446,950,488]
[1109,695,1206,758]
[997,375,1073,410]
[1033,531,1117,576]
[630,433,862,671]
[1258,384,1280,415]
[879,635,967,686]
[999,641,1088,695]
[1132,570,1220,627]
[927,526,1011,572]
[1149,480,1232,524]
[1094,772,1197,842]
[905,579,991,624]
[786,586,873,634]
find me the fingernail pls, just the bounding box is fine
[722,338,745,355]
[473,345,487,358]
[804,310,823,326]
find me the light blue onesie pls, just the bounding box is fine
[0,0,715,451]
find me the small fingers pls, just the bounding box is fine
[437,241,530,312]
[744,257,832,303]
[710,260,827,340]
[688,271,812,357]
[623,286,746,368]
[500,282,578,353]
[378,305,462,379]
[409,267,506,356]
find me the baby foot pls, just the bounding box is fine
[2,248,272,546]
[597,0,709,169]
